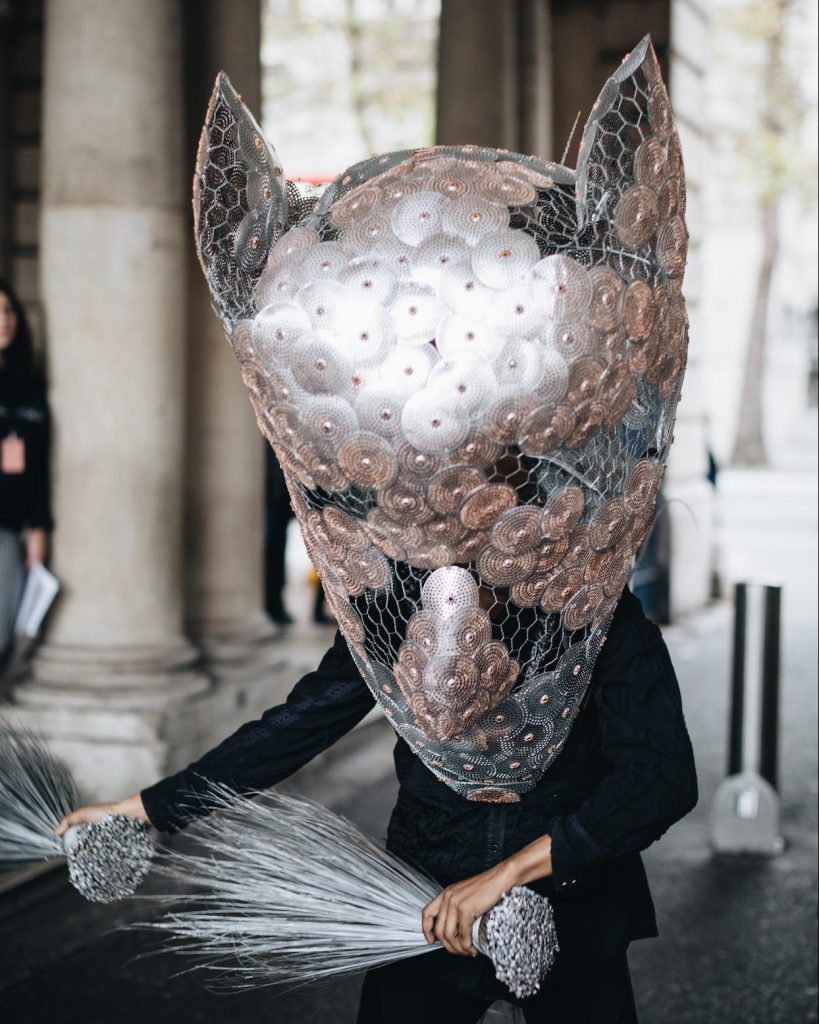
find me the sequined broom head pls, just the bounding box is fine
[193,35,688,802]
[0,724,154,902]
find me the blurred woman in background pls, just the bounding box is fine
[0,279,53,675]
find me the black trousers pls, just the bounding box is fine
[357,952,639,1024]
[264,451,294,618]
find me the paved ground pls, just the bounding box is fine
[1,467,816,1024]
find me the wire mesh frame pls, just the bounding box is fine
[193,36,689,802]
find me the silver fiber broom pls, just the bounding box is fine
[148,786,559,999]
[0,723,153,902]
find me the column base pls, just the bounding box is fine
[7,638,209,802]
[5,629,320,804]
[21,638,210,709]
[187,609,279,665]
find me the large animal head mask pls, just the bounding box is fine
[194,35,688,802]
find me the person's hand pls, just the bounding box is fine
[422,860,518,957]
[25,528,48,569]
[421,833,554,957]
[54,793,150,838]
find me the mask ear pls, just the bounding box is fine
[575,35,686,271]
[193,72,288,328]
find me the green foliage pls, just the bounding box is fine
[717,0,817,209]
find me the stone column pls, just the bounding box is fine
[666,0,713,617]
[181,0,278,676]
[436,0,553,158]
[12,0,210,801]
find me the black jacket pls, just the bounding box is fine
[0,370,53,533]
[141,587,697,996]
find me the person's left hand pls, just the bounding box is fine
[25,528,48,569]
[422,860,518,957]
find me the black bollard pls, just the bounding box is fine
[712,582,784,855]
[728,583,781,789]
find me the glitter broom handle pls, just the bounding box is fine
[471,910,490,954]
[60,824,86,855]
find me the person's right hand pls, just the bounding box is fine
[53,793,150,837]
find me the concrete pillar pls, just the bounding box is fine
[438,0,713,619]
[666,0,713,617]
[12,0,210,801]
[181,0,278,672]
[436,0,553,158]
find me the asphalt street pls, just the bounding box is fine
[0,467,816,1024]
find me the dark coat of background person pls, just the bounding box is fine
[0,280,53,679]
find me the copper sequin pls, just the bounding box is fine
[509,576,549,608]
[366,508,424,549]
[518,405,575,456]
[542,568,585,612]
[602,373,637,427]
[565,356,607,407]
[533,533,570,572]
[562,583,604,631]
[452,433,504,469]
[328,185,383,227]
[648,88,674,139]
[337,432,398,489]
[460,484,518,531]
[596,357,630,405]
[623,281,657,341]
[477,175,538,206]
[588,266,625,331]
[634,137,667,188]
[624,460,661,514]
[407,611,439,653]
[542,485,585,536]
[396,443,441,481]
[657,216,688,277]
[490,507,543,555]
[562,525,592,567]
[240,360,275,411]
[427,466,487,514]
[484,393,540,446]
[477,547,537,587]
[589,498,630,552]
[656,175,684,220]
[615,186,660,247]
[565,399,607,449]
[466,788,520,804]
[378,482,434,524]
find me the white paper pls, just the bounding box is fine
[13,563,60,638]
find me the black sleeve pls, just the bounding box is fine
[549,591,698,890]
[140,631,376,833]
[27,400,54,531]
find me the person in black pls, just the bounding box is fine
[0,280,53,673]
[265,446,332,626]
[264,445,296,625]
[56,585,697,1023]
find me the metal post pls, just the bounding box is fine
[711,582,784,855]
[759,585,781,791]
